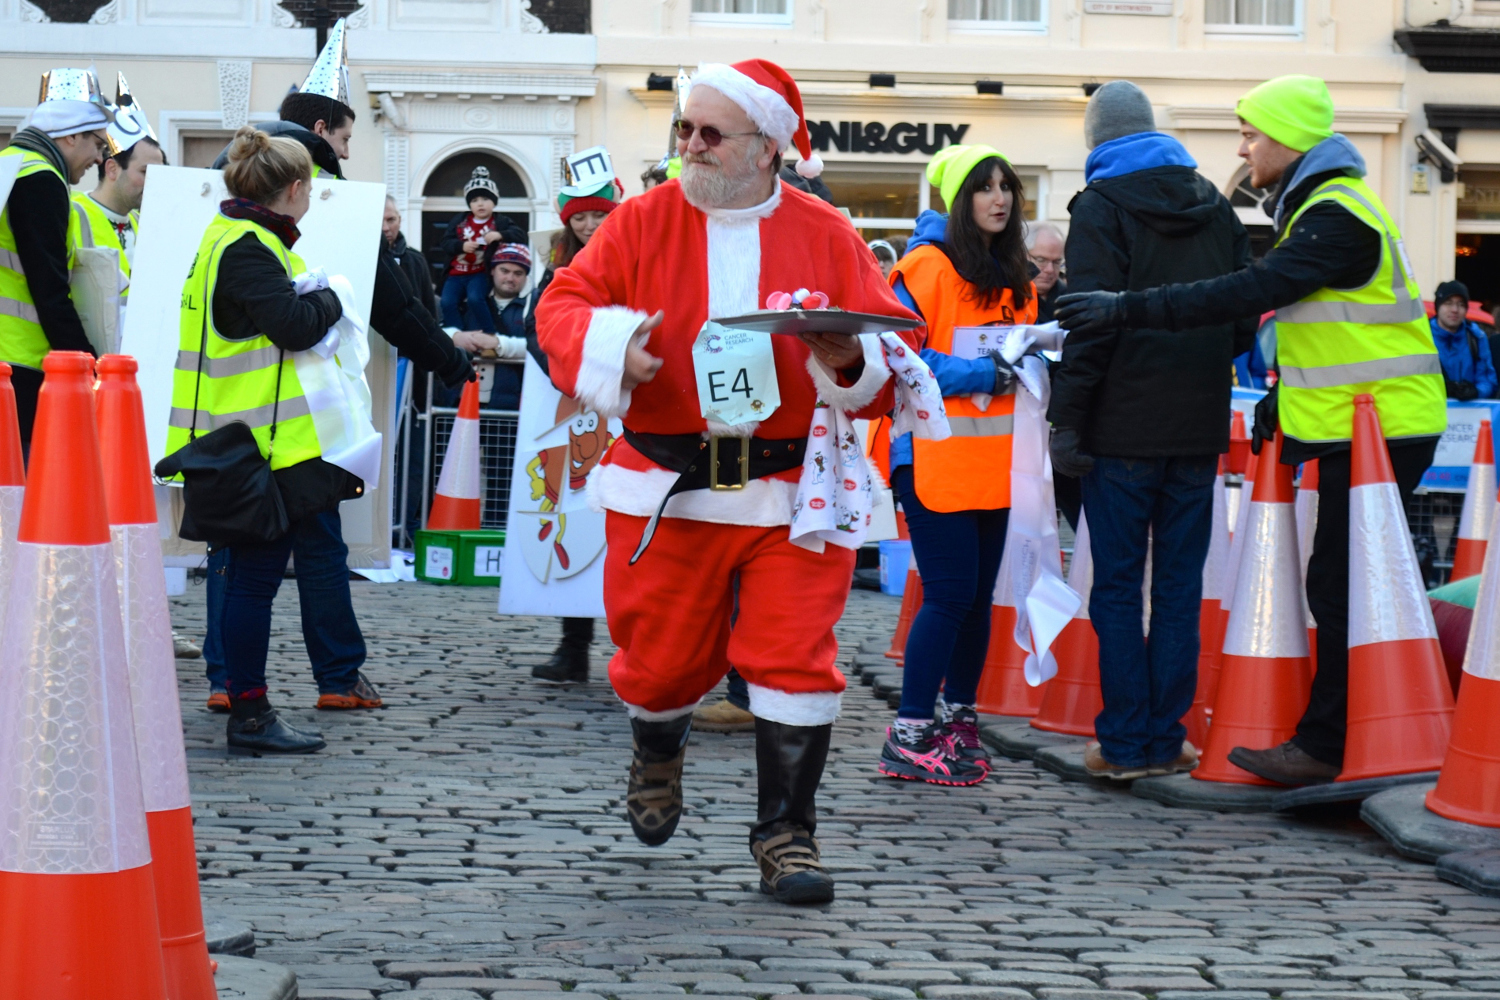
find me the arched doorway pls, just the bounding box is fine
[1225,163,1275,258]
[421,150,533,284]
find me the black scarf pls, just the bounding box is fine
[219,198,301,248]
[8,127,69,181]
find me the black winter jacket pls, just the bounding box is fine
[438,213,526,262]
[209,234,343,350]
[387,231,437,317]
[211,121,343,180]
[1048,165,1254,457]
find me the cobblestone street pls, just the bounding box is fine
[171,580,1500,999]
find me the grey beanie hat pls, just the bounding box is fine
[1083,81,1156,150]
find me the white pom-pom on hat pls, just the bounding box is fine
[795,153,824,179]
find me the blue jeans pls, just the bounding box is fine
[1081,455,1216,768]
[206,510,366,699]
[892,465,1009,719]
[440,272,496,332]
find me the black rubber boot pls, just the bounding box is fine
[532,617,593,683]
[751,718,835,905]
[226,695,326,756]
[626,714,693,846]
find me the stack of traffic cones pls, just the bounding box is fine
[1031,513,1101,735]
[1195,429,1314,784]
[96,356,217,999]
[1339,394,1454,784]
[1296,459,1320,669]
[427,378,483,530]
[976,542,1048,717]
[0,362,24,646]
[1451,419,1494,582]
[0,351,169,996]
[1219,446,1259,624]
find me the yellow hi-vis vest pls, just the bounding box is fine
[69,192,133,293]
[0,145,80,371]
[165,214,322,472]
[1273,176,1447,445]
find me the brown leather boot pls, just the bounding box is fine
[625,715,692,846]
[1228,741,1339,786]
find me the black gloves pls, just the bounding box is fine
[1053,290,1128,335]
[989,352,1016,394]
[437,348,476,390]
[1251,383,1278,455]
[1050,426,1095,478]
[1448,379,1480,401]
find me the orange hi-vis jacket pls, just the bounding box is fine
[890,245,1037,512]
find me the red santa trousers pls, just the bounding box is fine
[604,512,853,725]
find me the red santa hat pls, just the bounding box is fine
[690,60,823,179]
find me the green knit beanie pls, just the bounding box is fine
[1236,75,1334,153]
[926,144,1008,212]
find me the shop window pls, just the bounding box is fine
[949,0,1045,28]
[1459,169,1500,221]
[1206,0,1299,33]
[690,0,792,23]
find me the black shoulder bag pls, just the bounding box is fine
[153,246,290,547]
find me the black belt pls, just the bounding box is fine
[622,428,806,563]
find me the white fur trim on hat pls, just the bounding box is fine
[795,153,824,178]
[691,63,800,151]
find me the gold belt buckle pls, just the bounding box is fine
[708,436,750,491]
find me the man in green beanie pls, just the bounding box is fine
[1055,74,1447,787]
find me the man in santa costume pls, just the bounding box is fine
[537,59,921,904]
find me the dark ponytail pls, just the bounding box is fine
[943,157,1032,312]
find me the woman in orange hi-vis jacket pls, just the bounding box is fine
[878,144,1038,786]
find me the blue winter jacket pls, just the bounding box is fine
[888,210,1004,470]
[1431,316,1498,399]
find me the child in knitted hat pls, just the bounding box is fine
[440,165,521,333]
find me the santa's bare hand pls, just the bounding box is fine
[799,331,863,370]
[452,330,499,353]
[622,311,665,391]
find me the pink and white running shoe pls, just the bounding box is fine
[878,723,989,786]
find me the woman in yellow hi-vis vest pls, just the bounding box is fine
[1055,75,1447,787]
[167,127,374,755]
[878,144,1036,786]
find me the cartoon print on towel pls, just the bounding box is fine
[517,391,613,583]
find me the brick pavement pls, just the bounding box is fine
[170,579,1500,1000]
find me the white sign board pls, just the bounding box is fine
[1083,0,1172,12]
[498,356,621,617]
[122,165,386,466]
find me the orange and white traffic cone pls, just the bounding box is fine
[885,510,919,664]
[1031,512,1101,735]
[1195,428,1314,785]
[1428,475,1500,825]
[96,356,217,1000]
[0,351,168,998]
[426,378,482,530]
[1296,458,1320,670]
[975,543,1048,717]
[1339,393,1454,782]
[1451,419,1494,582]
[1219,447,1259,625]
[1192,457,1232,730]
[0,362,24,647]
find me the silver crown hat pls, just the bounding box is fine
[560,146,616,199]
[38,67,115,120]
[106,72,157,157]
[299,17,351,106]
[464,165,500,201]
[30,66,116,143]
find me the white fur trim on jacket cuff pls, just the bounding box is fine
[576,306,647,419]
[623,696,702,721]
[806,333,888,414]
[747,684,841,726]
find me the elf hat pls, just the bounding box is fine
[558,145,623,222]
[927,144,1009,212]
[1236,75,1334,153]
[690,60,823,179]
[465,166,500,204]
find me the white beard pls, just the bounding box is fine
[680,147,766,211]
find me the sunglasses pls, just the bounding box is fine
[673,119,760,147]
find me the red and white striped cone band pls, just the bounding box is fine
[1201,472,1230,602]
[1222,500,1310,660]
[1457,457,1496,546]
[0,541,150,874]
[1067,513,1093,621]
[1221,469,1256,614]
[1347,482,1439,648]
[1295,483,1318,627]
[0,484,21,643]
[1460,509,1500,683]
[112,524,191,814]
[434,413,482,503]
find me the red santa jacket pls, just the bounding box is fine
[536,180,922,454]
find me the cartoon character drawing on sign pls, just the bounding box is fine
[522,394,613,578]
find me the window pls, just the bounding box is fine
[1206,0,1299,33]
[1459,169,1500,222]
[181,133,236,169]
[949,0,1045,30]
[690,0,791,23]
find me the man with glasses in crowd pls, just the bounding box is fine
[1028,222,1067,323]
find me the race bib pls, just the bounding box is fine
[692,321,780,427]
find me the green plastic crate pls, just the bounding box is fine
[415,529,506,586]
